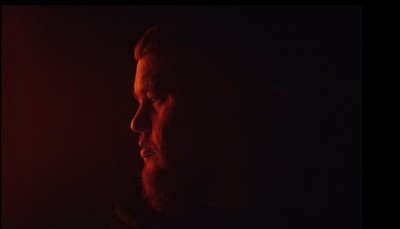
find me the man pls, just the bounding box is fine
[110,11,280,229]
[131,11,270,227]
[112,8,360,229]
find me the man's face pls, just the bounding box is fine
[131,55,175,171]
[130,55,175,213]
[130,55,211,214]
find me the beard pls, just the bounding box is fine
[140,106,219,216]
[141,159,179,215]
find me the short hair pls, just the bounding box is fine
[134,10,284,83]
[133,10,293,123]
[134,10,241,61]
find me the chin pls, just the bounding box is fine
[141,165,161,209]
[140,143,204,216]
[141,160,179,216]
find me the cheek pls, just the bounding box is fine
[150,109,175,158]
[151,98,203,158]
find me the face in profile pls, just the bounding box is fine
[130,54,175,213]
[130,55,217,215]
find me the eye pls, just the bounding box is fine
[146,92,160,104]
[149,96,158,104]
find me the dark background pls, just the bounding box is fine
[2,6,361,229]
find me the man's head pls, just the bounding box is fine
[130,12,249,215]
[129,10,295,216]
[116,8,357,229]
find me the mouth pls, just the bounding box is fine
[140,148,154,159]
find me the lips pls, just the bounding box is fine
[140,148,154,159]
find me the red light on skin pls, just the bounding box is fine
[140,148,157,169]
[140,148,153,159]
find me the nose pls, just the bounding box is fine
[130,105,151,133]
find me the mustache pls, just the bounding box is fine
[138,134,150,147]
[138,135,158,152]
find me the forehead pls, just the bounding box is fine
[134,55,167,96]
[133,55,203,100]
